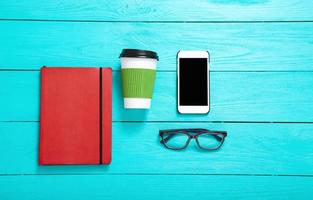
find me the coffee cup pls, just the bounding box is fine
[120,49,158,109]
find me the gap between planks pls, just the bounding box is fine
[1,121,313,124]
[2,69,313,73]
[1,19,313,23]
[0,173,312,177]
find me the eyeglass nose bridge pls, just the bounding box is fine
[182,136,203,150]
[189,135,200,140]
[186,135,199,144]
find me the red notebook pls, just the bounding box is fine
[39,67,112,165]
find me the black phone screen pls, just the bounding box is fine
[179,58,208,106]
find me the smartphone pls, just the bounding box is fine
[177,50,210,114]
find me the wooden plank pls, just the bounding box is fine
[0,0,313,21]
[1,122,313,175]
[1,71,313,122]
[0,175,313,200]
[0,71,39,121]
[1,21,313,71]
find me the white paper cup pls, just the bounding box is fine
[120,49,158,109]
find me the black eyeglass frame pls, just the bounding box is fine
[159,128,227,150]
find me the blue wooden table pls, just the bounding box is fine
[1,1,313,199]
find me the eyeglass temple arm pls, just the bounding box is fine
[182,129,225,141]
[194,129,227,141]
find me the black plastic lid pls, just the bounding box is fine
[119,49,159,60]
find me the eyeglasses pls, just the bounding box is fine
[159,128,227,150]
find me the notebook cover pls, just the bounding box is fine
[101,68,112,164]
[39,67,103,165]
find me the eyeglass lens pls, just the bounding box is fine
[163,133,189,149]
[196,133,224,149]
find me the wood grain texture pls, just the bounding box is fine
[1,0,313,198]
[1,21,313,71]
[0,0,313,21]
[1,122,313,175]
[1,71,313,122]
[1,175,313,200]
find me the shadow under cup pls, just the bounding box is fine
[120,49,159,109]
